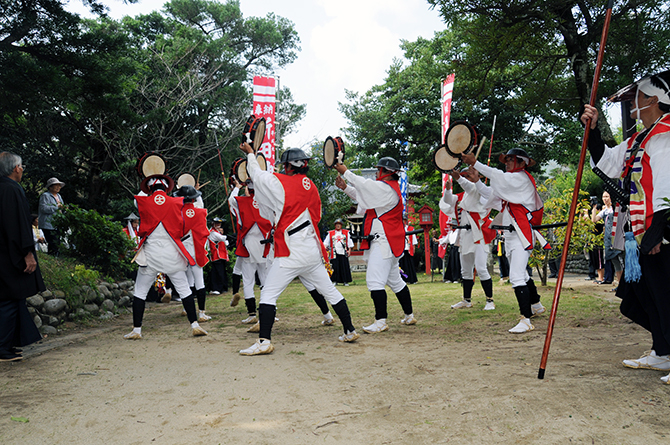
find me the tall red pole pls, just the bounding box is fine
[538,0,614,379]
[424,226,431,275]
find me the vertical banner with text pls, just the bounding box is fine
[253,76,276,172]
[439,73,455,258]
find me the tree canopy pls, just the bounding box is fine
[340,0,670,195]
[1,0,304,222]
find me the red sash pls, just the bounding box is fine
[273,174,328,261]
[503,170,543,251]
[209,228,229,261]
[361,180,404,258]
[328,229,350,259]
[182,202,209,267]
[234,195,272,257]
[135,191,194,265]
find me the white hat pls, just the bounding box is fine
[46,177,65,188]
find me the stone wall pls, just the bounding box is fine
[25,280,135,336]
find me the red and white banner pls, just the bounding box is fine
[439,73,455,258]
[253,76,276,172]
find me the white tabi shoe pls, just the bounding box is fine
[339,330,360,342]
[240,339,274,356]
[123,331,142,340]
[508,318,534,334]
[198,311,212,322]
[321,316,335,326]
[400,314,417,325]
[483,301,496,311]
[241,315,258,324]
[531,302,546,317]
[623,350,670,371]
[451,299,472,309]
[230,293,241,307]
[247,322,260,333]
[192,325,208,337]
[362,319,389,334]
[662,373,670,384]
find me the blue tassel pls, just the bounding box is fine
[624,232,642,282]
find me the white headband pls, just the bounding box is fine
[289,160,305,168]
[638,77,670,105]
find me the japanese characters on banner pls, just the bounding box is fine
[252,76,276,172]
[439,73,455,258]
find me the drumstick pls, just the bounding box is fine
[198,180,211,188]
[474,136,487,159]
[197,169,201,184]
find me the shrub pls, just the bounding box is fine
[37,253,100,308]
[51,204,135,279]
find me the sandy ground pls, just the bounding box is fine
[2,276,670,444]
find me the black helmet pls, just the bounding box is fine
[175,185,202,201]
[279,148,311,164]
[498,148,536,167]
[212,217,223,223]
[375,156,400,172]
[334,218,343,225]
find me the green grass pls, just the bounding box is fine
[184,271,620,340]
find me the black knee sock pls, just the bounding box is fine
[309,289,329,314]
[514,286,532,318]
[196,288,206,311]
[526,279,540,304]
[232,273,242,294]
[245,298,257,316]
[181,295,198,323]
[258,303,276,340]
[480,279,493,301]
[395,285,413,315]
[332,299,355,333]
[371,289,388,320]
[132,297,145,327]
[462,279,475,302]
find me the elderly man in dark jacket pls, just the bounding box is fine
[0,152,45,362]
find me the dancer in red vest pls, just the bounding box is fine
[399,214,418,284]
[208,217,229,295]
[335,157,416,333]
[581,69,670,383]
[238,145,359,355]
[440,167,496,311]
[323,218,353,285]
[461,148,546,334]
[176,185,212,322]
[125,175,207,339]
[228,178,272,329]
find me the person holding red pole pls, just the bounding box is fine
[461,149,546,333]
[581,70,670,383]
[334,157,416,333]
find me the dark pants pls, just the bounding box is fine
[210,260,228,293]
[43,228,60,256]
[619,244,670,356]
[0,299,41,355]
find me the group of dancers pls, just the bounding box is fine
[123,69,670,389]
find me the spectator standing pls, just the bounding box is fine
[31,214,47,253]
[38,177,65,255]
[0,152,45,361]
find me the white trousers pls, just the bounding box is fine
[365,242,405,293]
[505,232,530,287]
[134,267,191,301]
[232,256,242,275]
[185,265,205,290]
[460,243,491,280]
[240,257,268,300]
[260,259,344,307]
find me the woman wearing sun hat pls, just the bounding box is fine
[38,177,65,255]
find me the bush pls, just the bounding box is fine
[37,253,100,309]
[51,204,136,279]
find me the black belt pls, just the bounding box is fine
[181,234,191,242]
[288,220,311,236]
[260,221,311,245]
[490,222,568,232]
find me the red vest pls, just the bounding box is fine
[183,202,209,267]
[327,229,350,260]
[134,191,194,265]
[361,180,405,258]
[209,228,229,261]
[273,173,328,260]
[504,170,543,251]
[234,195,272,257]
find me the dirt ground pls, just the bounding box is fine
[2,276,670,444]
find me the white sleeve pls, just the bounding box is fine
[342,184,358,201]
[246,153,284,220]
[592,138,629,178]
[474,161,536,207]
[323,233,331,250]
[342,170,398,211]
[439,188,458,217]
